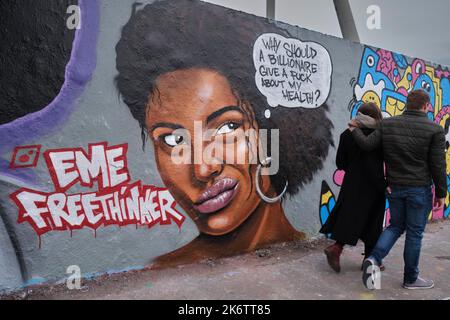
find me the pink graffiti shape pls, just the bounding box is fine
[432,207,444,220]
[436,68,450,79]
[376,49,398,82]
[431,186,444,220]
[333,169,345,186]
[397,87,408,97]
[411,59,426,85]
[384,208,391,227]
[434,106,450,124]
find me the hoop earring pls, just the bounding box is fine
[255,157,288,203]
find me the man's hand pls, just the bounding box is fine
[433,197,445,210]
[348,119,359,132]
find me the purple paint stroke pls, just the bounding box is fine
[0,0,99,182]
[0,159,37,186]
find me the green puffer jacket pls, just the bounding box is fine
[352,109,447,198]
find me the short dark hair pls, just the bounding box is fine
[406,89,430,110]
[358,102,382,121]
[115,0,333,197]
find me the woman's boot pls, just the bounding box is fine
[324,242,343,273]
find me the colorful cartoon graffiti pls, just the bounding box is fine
[321,46,450,229]
[319,181,335,235]
[350,47,449,123]
[351,47,450,221]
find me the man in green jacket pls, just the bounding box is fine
[350,89,447,290]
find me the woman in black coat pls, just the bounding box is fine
[320,102,386,273]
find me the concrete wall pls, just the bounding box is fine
[0,0,448,292]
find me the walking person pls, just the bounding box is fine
[320,102,387,272]
[351,89,447,290]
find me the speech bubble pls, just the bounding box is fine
[253,33,332,110]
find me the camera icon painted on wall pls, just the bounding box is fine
[9,145,41,169]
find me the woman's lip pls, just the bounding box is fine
[194,185,238,214]
[194,178,238,214]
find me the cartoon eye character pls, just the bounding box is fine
[421,80,432,93]
[367,55,375,68]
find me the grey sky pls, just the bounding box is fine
[203,0,450,67]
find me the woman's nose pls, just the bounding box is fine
[193,160,223,183]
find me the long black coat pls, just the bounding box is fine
[320,129,386,247]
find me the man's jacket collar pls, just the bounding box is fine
[403,109,427,117]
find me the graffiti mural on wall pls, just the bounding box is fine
[350,47,449,121]
[0,0,338,290]
[321,46,450,228]
[1,0,449,291]
[115,0,333,267]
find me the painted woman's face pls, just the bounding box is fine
[146,68,272,235]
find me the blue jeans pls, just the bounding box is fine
[370,185,432,283]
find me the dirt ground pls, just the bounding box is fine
[2,219,449,300]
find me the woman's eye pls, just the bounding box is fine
[162,134,184,147]
[216,122,241,135]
